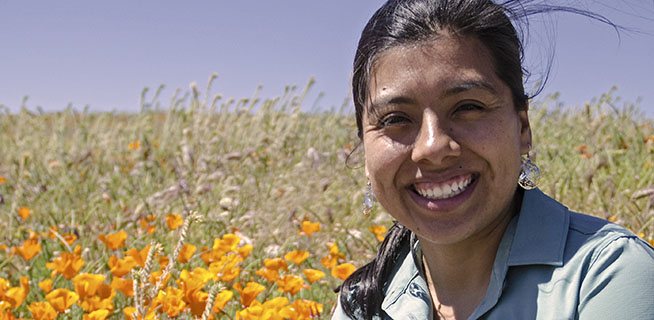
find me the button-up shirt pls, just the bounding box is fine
[332,189,654,319]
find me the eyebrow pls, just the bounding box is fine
[367,79,498,113]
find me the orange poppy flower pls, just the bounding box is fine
[237,244,253,258]
[46,245,85,279]
[263,257,288,272]
[126,244,151,268]
[4,276,29,308]
[14,234,42,261]
[255,268,279,283]
[78,283,114,313]
[153,286,186,318]
[234,281,266,307]
[320,255,338,269]
[123,306,157,320]
[284,250,309,265]
[302,268,326,283]
[0,176,5,184]
[166,213,184,230]
[276,274,306,296]
[98,230,127,250]
[139,218,156,234]
[110,277,133,297]
[108,255,137,277]
[83,309,110,320]
[283,299,324,319]
[208,254,243,282]
[331,263,357,280]
[128,141,141,150]
[178,243,196,263]
[299,221,320,236]
[28,302,58,320]
[45,288,79,313]
[212,289,234,313]
[39,279,53,293]
[17,207,30,220]
[73,273,106,298]
[369,225,388,242]
[62,233,78,245]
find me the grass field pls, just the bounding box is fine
[0,78,653,319]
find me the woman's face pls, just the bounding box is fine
[362,34,531,246]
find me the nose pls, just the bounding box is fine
[410,112,461,164]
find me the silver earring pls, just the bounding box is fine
[363,180,375,217]
[519,152,541,190]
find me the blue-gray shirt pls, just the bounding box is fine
[332,189,654,319]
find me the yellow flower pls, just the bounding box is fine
[234,281,266,307]
[212,289,234,313]
[276,274,306,296]
[14,234,41,261]
[166,213,184,230]
[46,245,85,279]
[369,225,388,242]
[153,286,186,318]
[236,298,290,320]
[78,283,115,313]
[17,207,30,220]
[284,250,309,265]
[320,255,338,269]
[0,176,5,184]
[208,254,243,282]
[45,288,79,313]
[110,277,133,297]
[238,244,254,258]
[282,299,324,319]
[299,221,320,236]
[73,273,105,298]
[125,244,151,268]
[98,230,127,250]
[83,309,110,320]
[332,263,357,280]
[38,279,53,292]
[28,301,58,320]
[178,243,196,263]
[302,268,326,283]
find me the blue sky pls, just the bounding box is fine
[1,1,653,116]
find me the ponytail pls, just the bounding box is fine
[338,221,412,319]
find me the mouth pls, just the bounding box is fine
[411,174,478,201]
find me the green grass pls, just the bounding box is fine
[0,78,652,318]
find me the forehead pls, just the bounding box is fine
[367,34,504,105]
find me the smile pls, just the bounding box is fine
[413,174,475,200]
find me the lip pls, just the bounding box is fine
[407,174,479,212]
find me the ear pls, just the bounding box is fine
[364,161,370,179]
[518,104,532,155]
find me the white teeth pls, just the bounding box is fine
[415,176,473,200]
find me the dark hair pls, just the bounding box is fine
[342,1,615,318]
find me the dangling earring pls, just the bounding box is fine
[519,150,541,190]
[363,180,375,217]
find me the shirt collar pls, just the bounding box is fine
[506,188,570,266]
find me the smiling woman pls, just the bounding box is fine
[333,0,654,319]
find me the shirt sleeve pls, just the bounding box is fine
[578,236,654,319]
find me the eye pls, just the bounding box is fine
[455,103,485,113]
[378,114,410,128]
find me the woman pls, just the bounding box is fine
[333,0,654,319]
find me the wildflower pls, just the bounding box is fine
[110,277,133,297]
[255,268,279,282]
[276,274,306,296]
[28,301,58,320]
[17,207,30,220]
[303,268,326,283]
[178,268,214,315]
[178,243,196,263]
[123,306,157,320]
[83,309,110,320]
[236,298,290,320]
[212,289,234,313]
[46,245,85,279]
[108,255,137,277]
[263,257,288,272]
[237,244,253,258]
[139,217,156,234]
[332,263,357,280]
[78,283,114,313]
[153,286,186,318]
[299,221,320,236]
[45,288,79,313]
[128,140,141,150]
[209,254,243,282]
[98,230,127,250]
[62,233,77,245]
[320,255,339,269]
[369,225,388,242]
[284,250,309,265]
[125,244,151,268]
[234,281,266,307]
[166,213,183,230]
[38,279,53,292]
[282,299,324,319]
[4,276,29,308]
[73,273,105,298]
[0,176,5,184]
[14,234,41,261]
